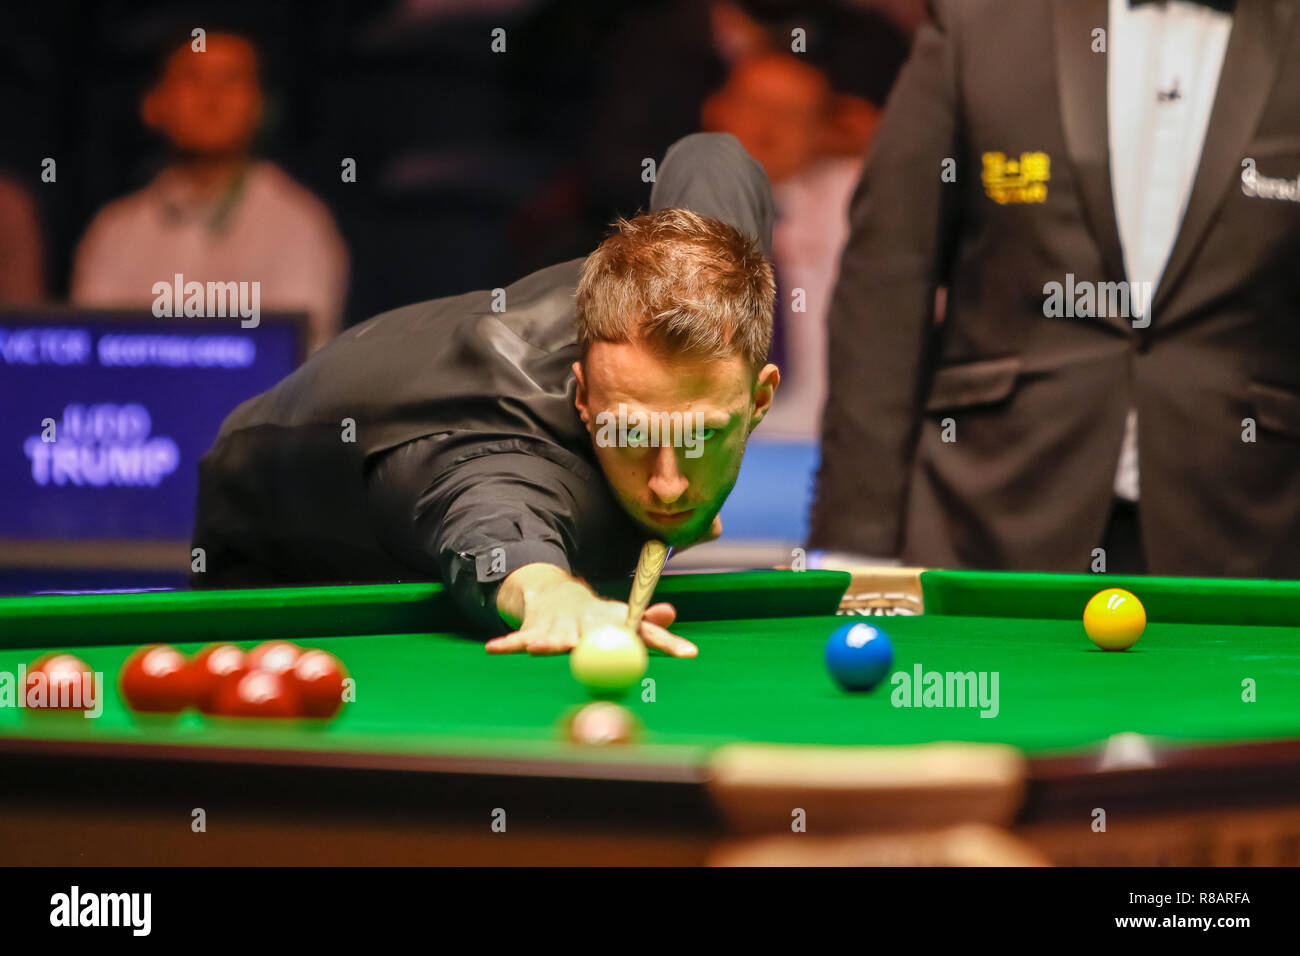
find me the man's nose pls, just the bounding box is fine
[646,445,689,505]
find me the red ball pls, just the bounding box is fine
[191,643,249,713]
[119,645,193,713]
[26,654,94,710]
[246,641,303,675]
[289,650,348,719]
[211,669,301,719]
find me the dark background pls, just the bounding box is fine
[0,0,913,326]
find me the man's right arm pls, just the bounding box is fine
[366,435,695,656]
[809,3,961,557]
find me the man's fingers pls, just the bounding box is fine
[642,602,677,628]
[527,618,580,656]
[639,620,697,658]
[485,630,532,654]
[491,606,693,659]
[526,639,577,656]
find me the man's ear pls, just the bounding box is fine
[748,363,780,431]
[572,361,591,426]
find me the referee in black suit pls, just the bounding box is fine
[813,0,1300,578]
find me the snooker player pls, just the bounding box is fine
[192,133,779,658]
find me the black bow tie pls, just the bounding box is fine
[1129,0,1236,11]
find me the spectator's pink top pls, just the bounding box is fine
[72,161,347,354]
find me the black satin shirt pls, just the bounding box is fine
[190,133,774,631]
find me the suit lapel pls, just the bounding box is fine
[1153,0,1296,319]
[1051,0,1131,332]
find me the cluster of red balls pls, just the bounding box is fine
[25,643,349,718]
[119,641,349,719]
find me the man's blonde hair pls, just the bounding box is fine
[576,209,774,369]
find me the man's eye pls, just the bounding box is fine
[699,428,717,441]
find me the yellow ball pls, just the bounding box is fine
[570,626,647,694]
[1083,588,1146,651]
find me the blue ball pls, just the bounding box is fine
[825,621,894,691]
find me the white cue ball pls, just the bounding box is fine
[570,625,647,695]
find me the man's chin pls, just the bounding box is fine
[636,511,715,547]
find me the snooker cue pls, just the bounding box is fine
[625,539,670,632]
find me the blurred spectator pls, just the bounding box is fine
[507,0,728,275]
[508,1,906,288]
[703,52,872,437]
[0,175,44,302]
[71,32,347,353]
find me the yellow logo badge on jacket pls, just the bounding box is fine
[982,151,1050,204]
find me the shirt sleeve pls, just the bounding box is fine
[365,434,603,633]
